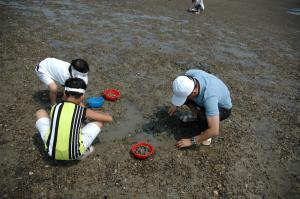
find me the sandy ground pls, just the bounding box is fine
[0,0,300,198]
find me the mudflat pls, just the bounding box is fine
[0,0,299,198]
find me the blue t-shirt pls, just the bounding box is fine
[186,69,232,117]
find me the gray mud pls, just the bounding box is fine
[0,0,299,198]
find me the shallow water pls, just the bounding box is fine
[101,100,145,141]
[287,8,300,15]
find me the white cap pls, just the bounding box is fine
[171,76,194,106]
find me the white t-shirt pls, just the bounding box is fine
[38,58,71,85]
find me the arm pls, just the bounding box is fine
[194,115,220,142]
[169,101,198,117]
[86,109,113,123]
[176,115,220,148]
[168,105,177,116]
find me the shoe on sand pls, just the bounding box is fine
[202,138,212,145]
[78,146,95,160]
[180,114,198,122]
[188,8,197,12]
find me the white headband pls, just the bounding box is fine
[65,87,85,94]
[71,66,88,76]
[71,66,88,85]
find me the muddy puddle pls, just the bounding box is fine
[100,100,165,148]
[101,100,144,141]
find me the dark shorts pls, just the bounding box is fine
[195,4,204,11]
[185,99,231,132]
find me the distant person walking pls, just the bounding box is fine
[168,69,232,148]
[35,58,89,105]
[189,0,205,14]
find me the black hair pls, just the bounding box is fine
[64,78,87,99]
[70,59,89,73]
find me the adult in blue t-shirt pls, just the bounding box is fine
[168,69,232,148]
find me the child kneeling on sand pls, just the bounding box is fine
[35,78,113,160]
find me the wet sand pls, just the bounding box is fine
[0,0,300,198]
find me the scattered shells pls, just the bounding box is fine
[213,190,219,196]
[135,146,150,155]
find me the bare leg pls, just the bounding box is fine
[36,109,49,120]
[48,82,58,105]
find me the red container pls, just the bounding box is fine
[103,89,121,101]
[130,142,155,160]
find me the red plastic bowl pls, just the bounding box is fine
[130,142,155,160]
[103,89,121,101]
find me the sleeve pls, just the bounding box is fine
[204,96,219,117]
[81,107,87,122]
[185,69,195,76]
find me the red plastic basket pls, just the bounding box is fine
[130,142,155,159]
[103,88,121,101]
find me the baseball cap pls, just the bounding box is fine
[171,76,194,106]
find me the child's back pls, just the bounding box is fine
[35,78,112,161]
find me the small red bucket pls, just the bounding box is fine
[130,142,155,160]
[103,88,121,101]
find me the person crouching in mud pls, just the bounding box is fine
[35,58,90,106]
[168,69,232,148]
[35,78,113,160]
